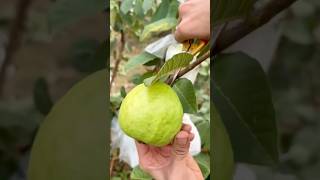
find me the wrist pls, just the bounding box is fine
[167,155,203,180]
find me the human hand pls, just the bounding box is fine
[135,124,203,180]
[174,0,210,42]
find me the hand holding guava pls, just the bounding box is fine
[135,124,203,180]
[175,0,210,42]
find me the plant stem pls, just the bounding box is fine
[110,30,125,91]
[109,152,118,176]
[0,0,33,97]
[177,51,210,78]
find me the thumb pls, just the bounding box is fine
[173,131,191,160]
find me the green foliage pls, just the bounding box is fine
[28,70,108,180]
[194,153,210,179]
[166,0,179,18]
[120,0,134,14]
[48,0,104,33]
[142,0,154,14]
[131,72,154,85]
[195,119,210,150]
[150,0,171,22]
[0,103,41,178]
[172,78,197,114]
[213,52,279,165]
[111,0,179,41]
[70,39,107,73]
[130,166,153,180]
[120,86,127,98]
[144,53,193,86]
[125,52,158,71]
[33,78,53,115]
[140,17,178,41]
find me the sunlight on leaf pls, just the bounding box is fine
[140,18,177,41]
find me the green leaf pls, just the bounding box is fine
[70,39,107,73]
[111,177,122,180]
[166,0,179,18]
[140,17,177,41]
[150,0,170,22]
[143,58,160,66]
[195,119,210,150]
[120,0,134,14]
[131,72,154,85]
[33,77,53,115]
[120,86,127,98]
[48,0,104,33]
[172,78,197,114]
[130,166,153,180]
[212,0,254,26]
[143,76,156,86]
[28,70,108,180]
[134,0,144,18]
[213,52,279,165]
[212,103,234,180]
[194,153,210,179]
[150,53,193,85]
[143,0,154,14]
[125,52,158,71]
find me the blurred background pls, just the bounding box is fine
[0,0,105,179]
[231,0,320,179]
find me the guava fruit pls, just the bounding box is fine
[118,82,183,147]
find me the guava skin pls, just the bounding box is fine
[118,82,183,147]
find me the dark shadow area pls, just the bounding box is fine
[0,0,106,179]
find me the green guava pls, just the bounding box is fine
[118,82,183,147]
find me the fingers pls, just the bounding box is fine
[174,0,210,42]
[174,21,189,43]
[189,132,195,141]
[181,124,194,142]
[173,124,194,160]
[135,140,149,156]
[174,2,191,42]
[182,124,192,132]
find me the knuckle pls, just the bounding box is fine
[176,23,187,36]
[178,3,189,15]
[174,149,186,156]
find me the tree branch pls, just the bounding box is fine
[212,0,297,55]
[110,30,125,91]
[176,51,210,79]
[0,0,33,97]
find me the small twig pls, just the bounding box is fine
[169,69,180,85]
[177,51,210,78]
[167,40,208,85]
[110,30,125,91]
[165,51,210,84]
[109,153,118,176]
[0,0,33,97]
